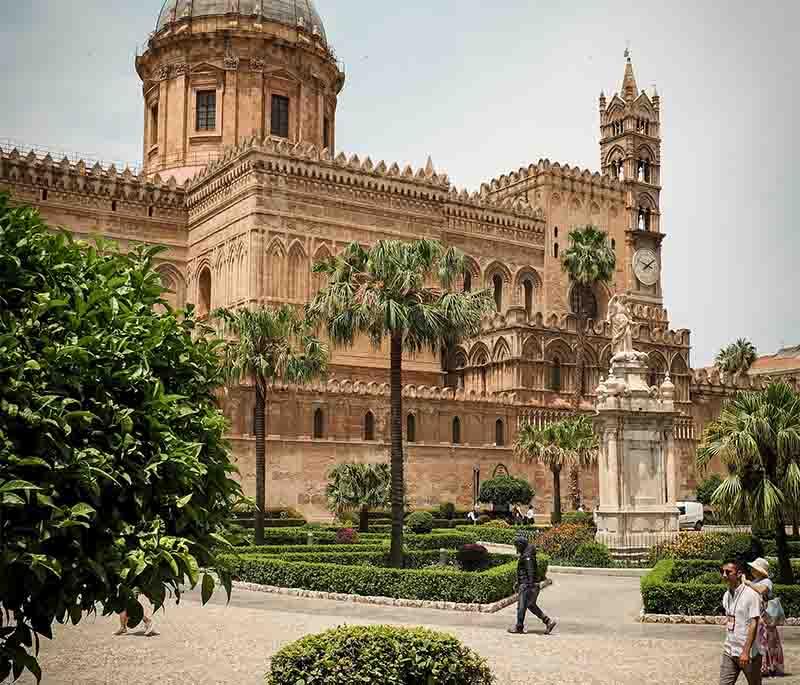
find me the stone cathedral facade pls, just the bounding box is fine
[3,1,797,519]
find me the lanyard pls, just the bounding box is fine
[728,585,745,617]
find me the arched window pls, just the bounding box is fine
[495,419,505,447]
[198,267,212,318]
[493,274,503,311]
[452,417,461,445]
[649,369,658,388]
[550,358,562,392]
[523,280,534,319]
[554,226,559,238]
[407,414,416,443]
[554,243,559,259]
[570,286,598,319]
[364,412,375,441]
[463,271,472,292]
[611,238,616,250]
[313,408,324,439]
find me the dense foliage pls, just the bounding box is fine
[695,473,723,507]
[572,542,612,568]
[406,511,435,534]
[536,523,596,561]
[325,462,391,532]
[697,382,800,582]
[266,625,495,685]
[647,532,764,565]
[0,196,240,682]
[561,511,594,526]
[478,475,534,507]
[457,544,490,572]
[715,338,758,376]
[334,528,358,544]
[309,239,494,567]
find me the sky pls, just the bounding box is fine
[0,0,797,367]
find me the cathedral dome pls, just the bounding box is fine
[155,0,327,44]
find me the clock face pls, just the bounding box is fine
[633,249,660,286]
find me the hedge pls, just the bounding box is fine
[221,553,549,604]
[234,518,307,529]
[234,529,476,551]
[455,525,545,545]
[231,543,388,556]
[266,625,494,685]
[641,559,800,616]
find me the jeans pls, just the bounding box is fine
[719,654,762,685]
[516,583,548,629]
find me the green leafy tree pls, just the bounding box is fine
[0,195,241,682]
[215,306,327,545]
[325,462,391,532]
[560,226,615,506]
[514,415,599,524]
[697,382,800,583]
[309,239,494,567]
[696,473,724,507]
[715,338,758,376]
[478,475,534,508]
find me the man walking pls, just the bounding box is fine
[720,558,762,684]
[508,532,557,635]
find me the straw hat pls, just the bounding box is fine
[748,558,770,578]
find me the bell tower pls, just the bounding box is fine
[599,50,664,308]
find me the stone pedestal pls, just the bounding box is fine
[594,354,680,559]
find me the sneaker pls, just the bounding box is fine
[143,618,155,636]
[113,627,127,636]
[506,626,525,634]
[545,618,558,635]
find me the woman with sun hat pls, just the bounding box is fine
[743,557,785,677]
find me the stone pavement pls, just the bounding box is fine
[17,574,800,684]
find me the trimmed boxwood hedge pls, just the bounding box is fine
[221,553,549,604]
[266,625,494,685]
[641,559,800,616]
[455,524,547,545]
[232,543,388,555]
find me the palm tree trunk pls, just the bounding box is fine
[775,517,794,584]
[359,505,369,534]
[551,465,563,525]
[254,380,267,546]
[389,331,405,568]
[575,310,586,400]
[569,466,581,510]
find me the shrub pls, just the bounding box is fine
[572,542,612,568]
[562,511,594,526]
[719,534,764,563]
[261,518,306,528]
[335,528,359,544]
[336,510,359,527]
[478,475,535,507]
[456,524,546,546]
[477,514,491,525]
[536,523,595,560]
[266,625,494,685]
[696,474,723,507]
[457,544,489,572]
[406,511,435,534]
[647,532,729,564]
[690,570,724,586]
[482,519,511,528]
[439,502,456,520]
[404,531,477,550]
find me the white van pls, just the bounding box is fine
[677,501,704,531]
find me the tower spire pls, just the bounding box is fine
[621,48,638,101]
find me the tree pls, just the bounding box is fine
[514,415,599,524]
[309,239,494,567]
[478,475,534,509]
[215,306,327,545]
[560,226,615,507]
[0,195,241,682]
[715,338,758,376]
[325,462,391,532]
[697,382,800,583]
[696,473,724,507]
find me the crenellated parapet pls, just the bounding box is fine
[0,145,186,210]
[690,368,800,395]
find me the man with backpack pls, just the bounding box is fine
[508,532,557,635]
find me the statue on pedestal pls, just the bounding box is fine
[607,294,647,363]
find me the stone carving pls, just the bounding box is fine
[608,294,646,362]
[174,63,190,76]
[224,54,240,71]
[157,64,171,80]
[250,57,266,72]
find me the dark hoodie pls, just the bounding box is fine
[515,537,539,587]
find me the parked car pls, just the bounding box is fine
[677,501,704,531]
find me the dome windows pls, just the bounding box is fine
[271,95,290,138]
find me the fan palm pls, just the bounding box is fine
[560,226,615,507]
[697,382,800,583]
[514,414,599,524]
[715,338,758,376]
[326,462,391,533]
[215,305,327,545]
[308,239,494,567]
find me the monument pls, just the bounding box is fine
[594,295,680,557]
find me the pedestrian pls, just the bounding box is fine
[512,505,523,525]
[525,504,535,523]
[577,503,586,513]
[507,532,557,635]
[719,558,762,685]
[743,558,785,677]
[114,598,156,636]
[467,506,480,525]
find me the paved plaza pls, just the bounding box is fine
[18,573,800,685]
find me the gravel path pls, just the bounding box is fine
[16,573,800,684]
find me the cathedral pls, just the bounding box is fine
[2,0,796,519]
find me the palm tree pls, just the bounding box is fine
[215,305,327,545]
[309,239,494,567]
[697,382,800,583]
[325,462,391,533]
[514,414,599,524]
[715,338,758,376]
[560,226,615,506]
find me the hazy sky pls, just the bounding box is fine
[1,1,797,367]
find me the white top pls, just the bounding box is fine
[752,577,774,601]
[722,584,762,658]
[526,509,535,520]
